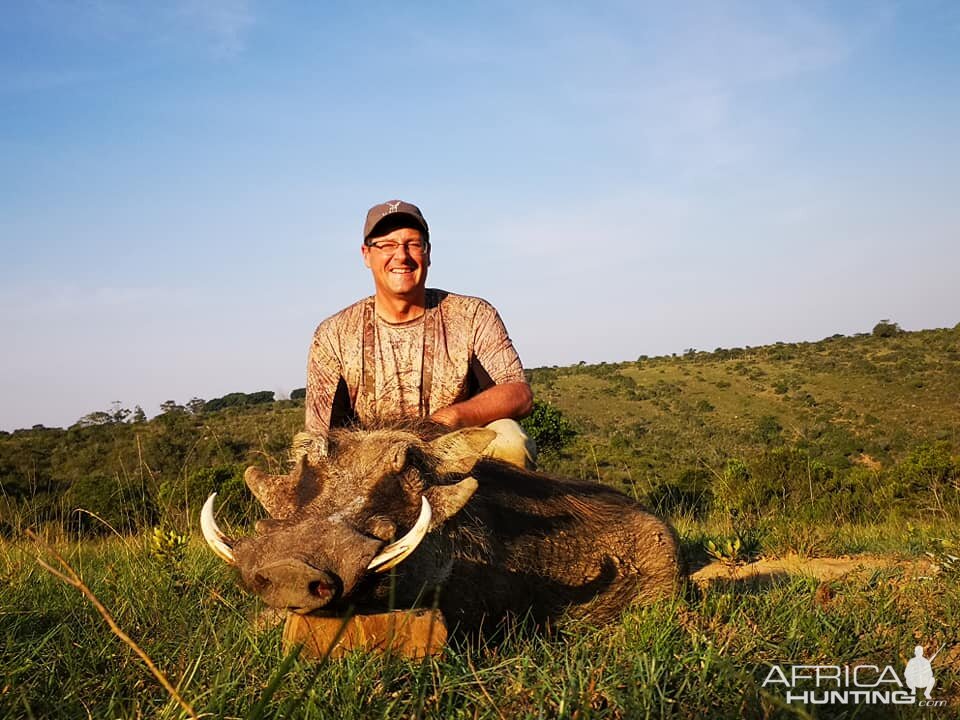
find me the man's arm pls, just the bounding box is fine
[429,381,533,429]
[305,323,343,440]
[429,298,532,429]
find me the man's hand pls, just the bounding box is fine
[428,405,462,428]
[429,382,533,429]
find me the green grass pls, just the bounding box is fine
[2,325,958,717]
[531,326,960,486]
[2,520,957,719]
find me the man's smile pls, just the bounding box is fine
[361,225,430,306]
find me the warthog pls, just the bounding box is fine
[202,425,682,632]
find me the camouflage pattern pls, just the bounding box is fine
[306,289,526,440]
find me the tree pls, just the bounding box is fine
[186,397,206,415]
[203,393,247,412]
[74,411,112,428]
[73,403,131,427]
[131,406,147,423]
[159,400,185,415]
[109,401,130,423]
[872,319,901,338]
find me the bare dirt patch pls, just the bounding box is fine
[691,554,936,587]
[854,453,883,470]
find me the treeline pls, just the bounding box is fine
[0,395,574,539]
[0,399,305,537]
[2,324,958,538]
[56,389,310,432]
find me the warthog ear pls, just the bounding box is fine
[244,454,320,519]
[424,476,478,528]
[427,428,497,475]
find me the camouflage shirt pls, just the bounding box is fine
[305,289,526,440]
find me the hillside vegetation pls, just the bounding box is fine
[2,324,959,718]
[533,324,960,527]
[1,324,958,538]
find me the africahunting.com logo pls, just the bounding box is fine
[762,645,945,707]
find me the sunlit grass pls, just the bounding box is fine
[2,327,958,717]
[3,521,957,719]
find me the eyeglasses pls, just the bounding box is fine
[366,239,429,256]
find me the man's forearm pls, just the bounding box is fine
[430,382,533,429]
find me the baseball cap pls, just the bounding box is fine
[363,200,430,242]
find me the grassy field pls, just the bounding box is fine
[1,325,958,718]
[2,518,958,719]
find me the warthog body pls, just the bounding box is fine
[203,425,682,632]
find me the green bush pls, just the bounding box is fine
[824,466,885,522]
[754,415,782,445]
[64,473,157,535]
[713,458,750,516]
[157,464,256,528]
[647,468,712,519]
[520,400,577,455]
[872,319,901,337]
[714,448,828,521]
[895,442,959,511]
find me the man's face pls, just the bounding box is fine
[362,227,430,302]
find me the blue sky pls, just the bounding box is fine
[2,0,958,431]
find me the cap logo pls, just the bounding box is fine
[385,201,402,216]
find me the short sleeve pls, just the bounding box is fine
[470,301,526,388]
[305,321,343,439]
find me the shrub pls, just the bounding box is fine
[520,401,577,455]
[896,442,959,511]
[647,468,713,519]
[755,415,782,445]
[157,464,255,527]
[64,473,157,535]
[825,466,885,522]
[716,448,827,521]
[713,458,750,515]
[872,319,901,338]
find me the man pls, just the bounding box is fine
[305,199,536,467]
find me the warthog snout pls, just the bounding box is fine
[251,558,342,613]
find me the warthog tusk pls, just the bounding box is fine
[201,493,236,565]
[367,496,432,572]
